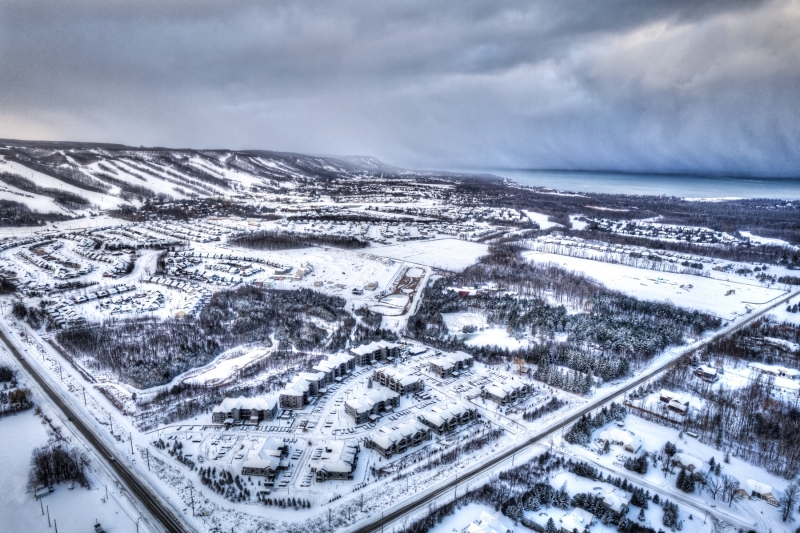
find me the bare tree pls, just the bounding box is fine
[706,477,722,500]
[781,482,800,522]
[721,475,741,507]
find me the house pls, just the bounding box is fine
[467,510,514,533]
[481,379,531,405]
[211,396,278,425]
[428,351,474,378]
[659,389,690,416]
[672,453,704,473]
[417,403,478,434]
[365,420,431,458]
[241,437,289,481]
[736,479,779,506]
[559,507,594,533]
[373,367,424,395]
[601,490,629,514]
[345,387,400,424]
[309,441,360,482]
[695,365,719,382]
[597,428,642,453]
[350,340,402,366]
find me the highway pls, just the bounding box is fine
[349,289,798,533]
[0,325,192,533]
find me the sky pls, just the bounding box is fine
[0,0,798,176]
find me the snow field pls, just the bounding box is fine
[523,250,786,319]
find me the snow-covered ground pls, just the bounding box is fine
[370,239,489,271]
[523,210,562,229]
[565,415,794,533]
[524,250,786,319]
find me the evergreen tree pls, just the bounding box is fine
[638,507,646,521]
[545,517,557,533]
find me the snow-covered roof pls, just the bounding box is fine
[310,441,359,474]
[368,420,427,450]
[560,507,593,531]
[467,510,514,533]
[672,453,703,471]
[597,428,641,450]
[743,479,774,496]
[213,395,277,414]
[345,387,399,414]
[602,491,628,513]
[697,364,717,375]
[418,403,471,427]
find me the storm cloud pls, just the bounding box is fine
[0,0,798,175]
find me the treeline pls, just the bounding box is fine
[56,287,354,388]
[522,396,565,422]
[0,172,91,208]
[568,227,800,268]
[564,402,627,444]
[0,199,71,227]
[229,230,369,250]
[448,176,800,245]
[407,245,719,393]
[28,444,90,489]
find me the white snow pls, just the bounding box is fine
[523,250,787,319]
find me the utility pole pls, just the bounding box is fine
[109,414,113,434]
[130,434,134,455]
[82,387,86,406]
[47,505,51,527]
[40,498,44,515]
[146,448,150,471]
[54,519,58,533]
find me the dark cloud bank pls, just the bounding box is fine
[0,0,798,176]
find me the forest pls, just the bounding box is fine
[55,287,354,388]
[229,230,369,250]
[407,245,720,393]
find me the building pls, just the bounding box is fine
[428,351,474,378]
[211,396,278,425]
[735,479,779,506]
[241,437,289,481]
[373,367,424,395]
[417,403,478,434]
[748,362,800,379]
[559,507,594,533]
[466,510,514,533]
[695,364,719,382]
[279,377,311,410]
[596,428,642,453]
[659,389,690,416]
[481,379,531,405]
[365,420,431,458]
[350,340,402,366]
[312,354,355,383]
[672,453,704,473]
[345,387,400,424]
[601,490,629,514]
[309,441,360,482]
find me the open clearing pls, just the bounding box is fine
[524,251,786,319]
[372,238,489,271]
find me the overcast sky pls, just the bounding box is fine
[1,0,798,175]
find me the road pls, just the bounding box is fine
[349,289,798,533]
[0,325,192,533]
